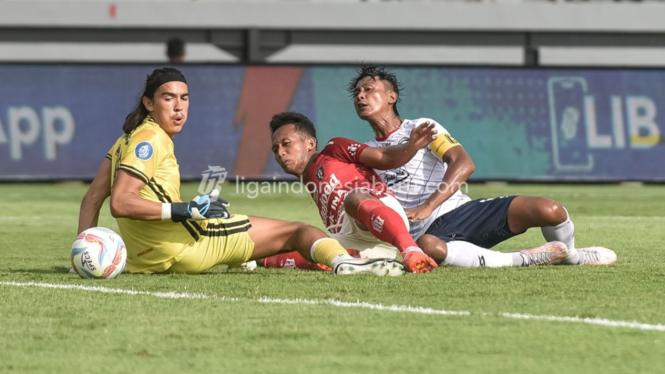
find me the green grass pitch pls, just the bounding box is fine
[1,182,664,374]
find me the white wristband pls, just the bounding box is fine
[404,246,424,253]
[161,203,172,220]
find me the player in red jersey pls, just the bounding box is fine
[265,112,439,274]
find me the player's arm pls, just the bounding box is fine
[421,146,475,211]
[405,140,475,222]
[78,158,112,234]
[110,170,163,220]
[110,170,231,222]
[359,121,437,170]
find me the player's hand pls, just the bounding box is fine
[170,189,230,222]
[407,121,438,150]
[405,204,433,222]
[403,250,438,274]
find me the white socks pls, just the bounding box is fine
[405,246,424,253]
[444,241,521,268]
[541,208,580,264]
[440,207,579,267]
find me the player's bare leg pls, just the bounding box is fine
[416,235,448,264]
[246,216,404,276]
[506,197,568,233]
[506,196,616,265]
[417,234,568,267]
[343,191,437,273]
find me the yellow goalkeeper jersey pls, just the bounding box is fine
[106,115,198,273]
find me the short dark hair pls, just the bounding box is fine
[347,64,402,116]
[167,37,185,58]
[269,112,317,140]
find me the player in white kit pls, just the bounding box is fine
[349,65,617,267]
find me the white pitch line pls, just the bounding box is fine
[258,297,470,316]
[0,281,212,299]
[2,281,664,332]
[500,313,665,332]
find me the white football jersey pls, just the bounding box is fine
[365,118,471,239]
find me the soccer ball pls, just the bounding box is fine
[71,227,127,279]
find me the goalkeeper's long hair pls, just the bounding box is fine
[123,67,184,134]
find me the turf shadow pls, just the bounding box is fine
[8,266,72,274]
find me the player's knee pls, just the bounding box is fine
[417,234,447,264]
[344,191,360,204]
[539,199,567,225]
[271,221,311,241]
[343,191,375,216]
[292,221,313,233]
[288,222,322,247]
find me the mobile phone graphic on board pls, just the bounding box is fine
[547,77,594,172]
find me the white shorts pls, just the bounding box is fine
[328,195,409,260]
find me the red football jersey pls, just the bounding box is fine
[306,137,391,233]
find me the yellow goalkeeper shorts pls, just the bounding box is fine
[167,215,254,274]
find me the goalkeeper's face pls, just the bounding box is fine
[144,81,189,138]
[272,124,316,177]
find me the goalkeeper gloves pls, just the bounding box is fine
[403,249,438,274]
[163,189,231,222]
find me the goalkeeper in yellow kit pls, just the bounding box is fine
[77,67,404,276]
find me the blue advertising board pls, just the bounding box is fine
[0,65,663,181]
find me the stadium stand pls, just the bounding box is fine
[1,0,665,65]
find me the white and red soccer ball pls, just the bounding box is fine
[71,227,127,279]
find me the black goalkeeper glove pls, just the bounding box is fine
[166,189,230,222]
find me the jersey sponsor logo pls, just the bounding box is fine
[317,165,324,180]
[330,193,342,215]
[371,214,385,233]
[335,205,345,225]
[381,168,410,187]
[318,173,342,223]
[347,143,361,157]
[398,136,409,145]
[135,141,154,161]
